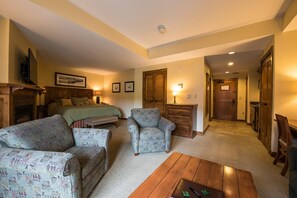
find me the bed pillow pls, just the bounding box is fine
[88,99,96,105]
[72,97,89,106]
[60,99,73,106]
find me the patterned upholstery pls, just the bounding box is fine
[0,114,111,198]
[289,146,297,197]
[127,108,175,155]
[0,115,74,151]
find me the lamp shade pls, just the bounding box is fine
[94,90,101,96]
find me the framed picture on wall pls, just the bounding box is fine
[125,81,134,92]
[112,82,121,93]
[55,72,86,88]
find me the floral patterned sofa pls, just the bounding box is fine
[127,108,176,155]
[0,114,111,198]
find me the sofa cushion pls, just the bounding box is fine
[131,108,160,128]
[140,127,165,141]
[65,146,105,179]
[0,114,74,151]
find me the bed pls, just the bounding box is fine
[45,86,122,127]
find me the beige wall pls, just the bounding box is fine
[103,69,135,118]
[134,57,207,132]
[8,21,36,84]
[37,59,104,90]
[237,77,246,120]
[272,29,297,152]
[0,17,10,83]
[246,70,260,123]
[37,54,104,104]
[249,71,260,102]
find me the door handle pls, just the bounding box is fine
[232,99,235,103]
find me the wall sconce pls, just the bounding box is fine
[94,90,102,104]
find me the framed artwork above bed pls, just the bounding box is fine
[55,72,86,88]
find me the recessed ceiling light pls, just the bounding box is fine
[228,51,235,55]
[228,62,234,66]
[225,71,230,74]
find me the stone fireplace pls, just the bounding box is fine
[0,83,43,128]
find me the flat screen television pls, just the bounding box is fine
[20,48,37,85]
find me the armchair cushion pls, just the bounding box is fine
[131,108,160,128]
[0,114,74,152]
[140,128,165,141]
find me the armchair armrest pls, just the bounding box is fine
[158,116,176,133]
[127,117,140,137]
[72,128,111,171]
[0,147,81,197]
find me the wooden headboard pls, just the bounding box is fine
[45,86,93,105]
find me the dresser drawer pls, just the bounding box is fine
[174,125,191,133]
[168,109,191,117]
[168,116,190,125]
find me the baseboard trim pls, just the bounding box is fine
[203,125,210,135]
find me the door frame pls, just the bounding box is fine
[259,47,274,153]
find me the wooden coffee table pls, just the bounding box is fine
[129,152,257,198]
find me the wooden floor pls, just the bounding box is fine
[129,152,258,198]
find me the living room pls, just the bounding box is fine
[1,0,297,197]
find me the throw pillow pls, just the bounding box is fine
[60,99,72,106]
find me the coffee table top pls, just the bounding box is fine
[129,152,257,198]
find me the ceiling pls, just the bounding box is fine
[0,0,294,75]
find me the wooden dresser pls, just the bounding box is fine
[165,104,197,138]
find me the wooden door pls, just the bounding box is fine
[213,79,237,120]
[259,49,273,152]
[143,69,167,115]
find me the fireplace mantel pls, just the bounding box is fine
[0,83,44,128]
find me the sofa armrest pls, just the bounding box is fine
[72,128,111,147]
[0,147,81,197]
[158,116,176,133]
[72,128,111,172]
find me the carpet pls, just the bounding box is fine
[89,120,288,198]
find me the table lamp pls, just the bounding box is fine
[173,91,177,104]
[94,90,101,104]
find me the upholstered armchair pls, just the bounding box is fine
[127,108,176,155]
[289,145,297,197]
[0,114,111,198]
